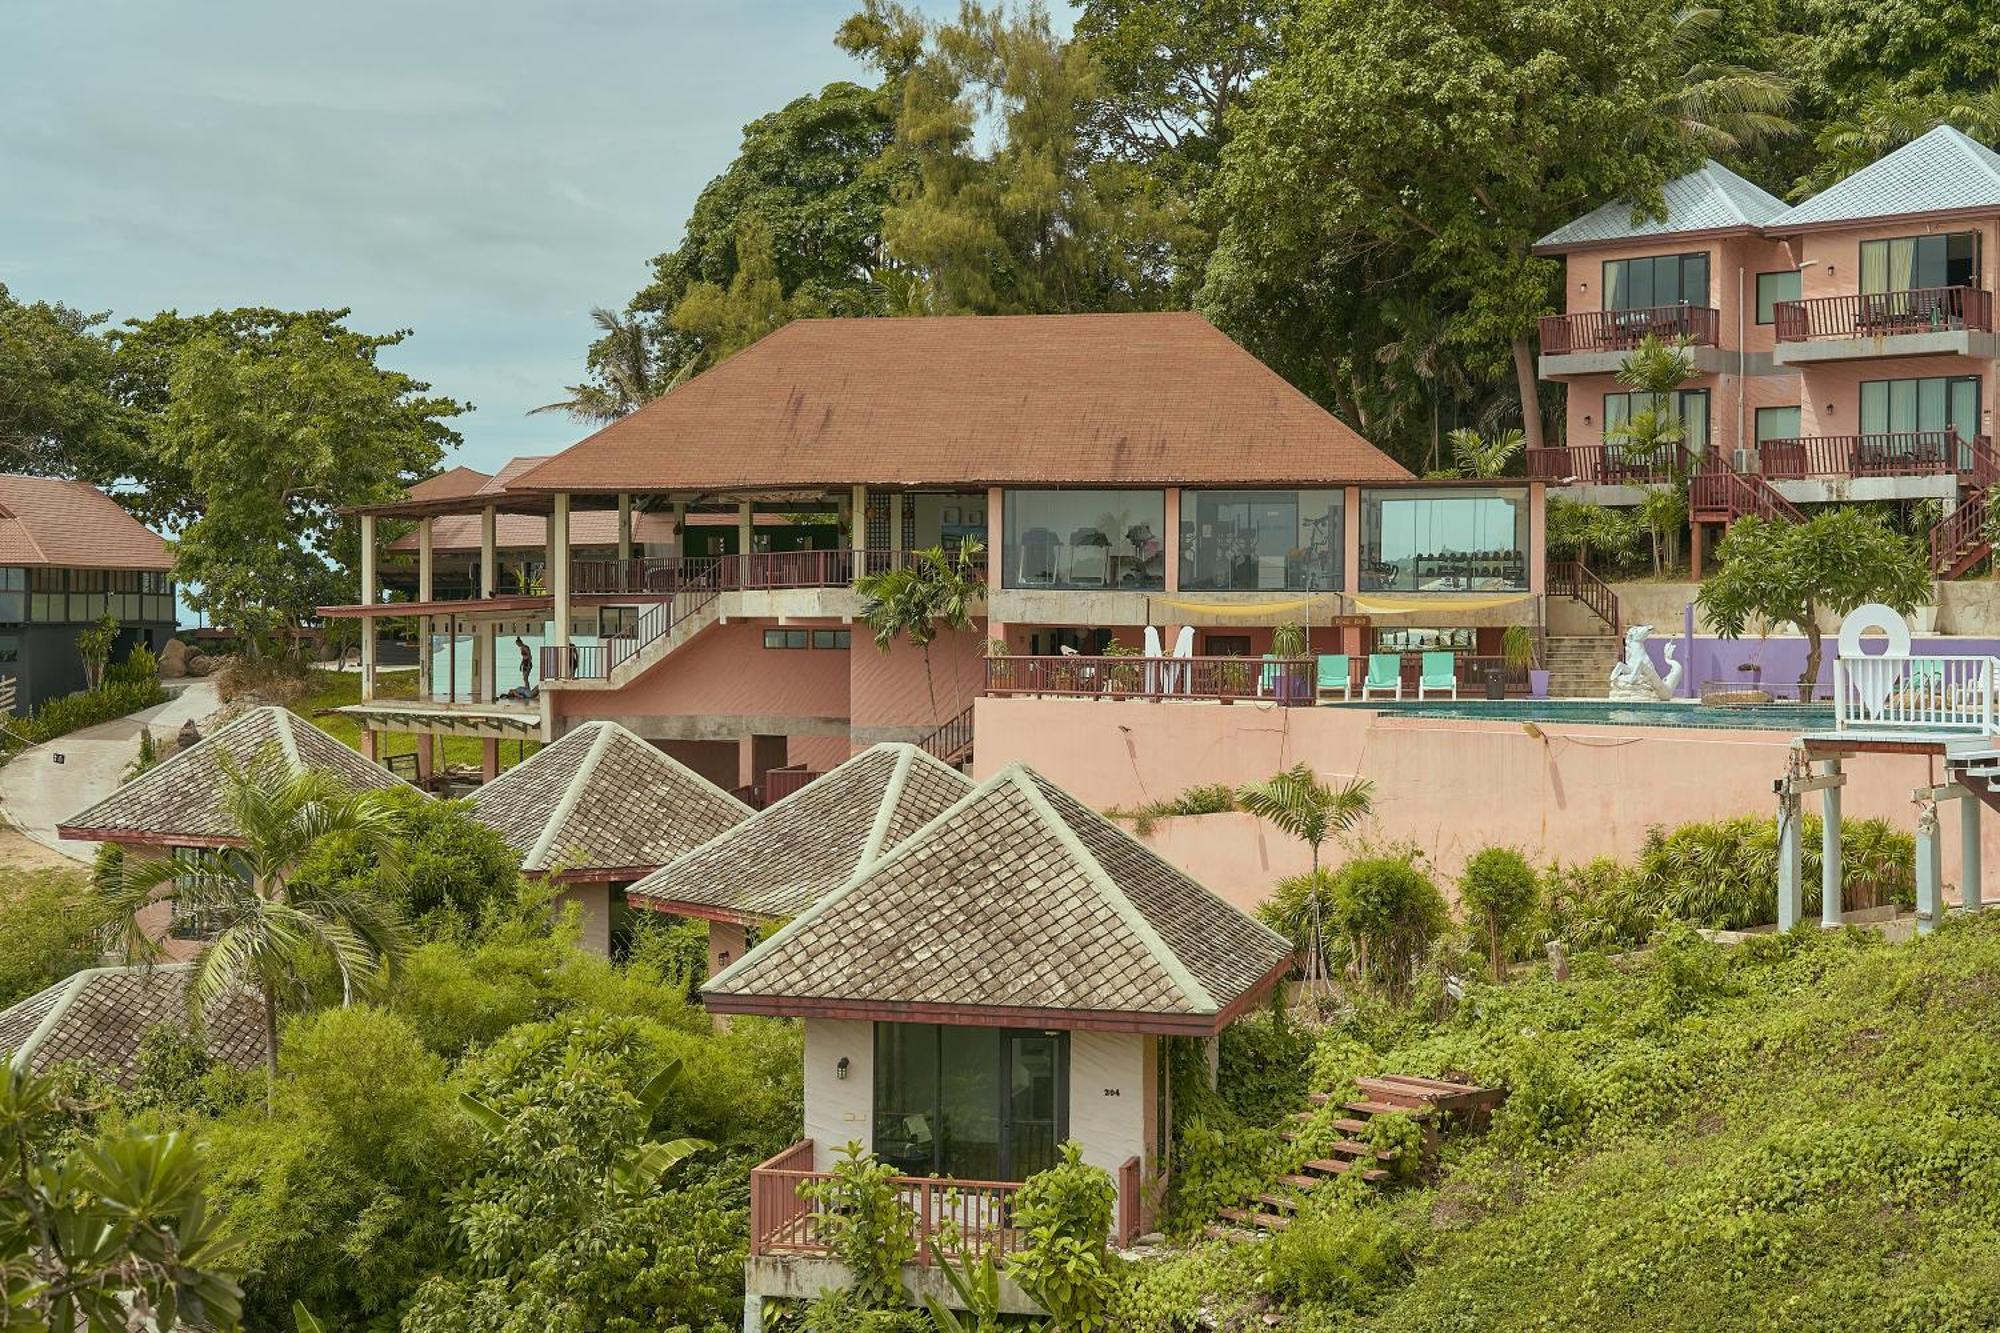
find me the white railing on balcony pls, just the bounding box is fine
[1833,654,1998,733]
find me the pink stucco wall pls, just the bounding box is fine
[975,696,1992,906]
[1793,217,1999,302]
[1796,355,1998,443]
[849,624,987,745]
[555,620,852,727]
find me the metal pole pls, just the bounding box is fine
[1776,788,1803,931]
[1820,759,1843,928]
[1963,793,1983,913]
[1916,795,1941,935]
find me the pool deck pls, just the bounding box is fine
[1329,697,1837,732]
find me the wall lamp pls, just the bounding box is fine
[836,1057,851,1081]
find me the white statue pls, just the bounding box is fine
[1607,624,1683,701]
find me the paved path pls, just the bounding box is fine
[0,681,222,864]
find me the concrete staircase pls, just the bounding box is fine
[1543,634,1620,698]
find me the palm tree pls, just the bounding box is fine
[1236,764,1375,984]
[101,751,410,1108]
[532,307,694,424]
[1448,426,1525,478]
[1658,7,1795,156]
[855,541,984,723]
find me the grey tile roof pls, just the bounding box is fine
[1780,126,2000,228]
[468,721,751,875]
[703,764,1293,1027]
[626,743,972,922]
[0,965,267,1086]
[58,705,416,845]
[1537,160,1791,249]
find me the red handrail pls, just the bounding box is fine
[1526,444,1684,485]
[1773,285,1993,343]
[1547,561,1620,636]
[748,1143,1028,1266]
[986,655,1316,704]
[1539,305,1721,355]
[919,703,976,765]
[542,560,726,682]
[1756,432,1966,480]
[1116,1156,1144,1247]
[1688,453,1803,526]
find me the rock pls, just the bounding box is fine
[158,638,192,678]
[177,719,201,750]
[184,652,216,677]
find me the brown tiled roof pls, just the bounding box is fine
[703,764,1293,1033]
[0,965,267,1086]
[627,744,972,923]
[0,474,173,571]
[57,705,416,846]
[509,314,1411,493]
[407,465,493,502]
[386,507,678,554]
[468,721,751,876]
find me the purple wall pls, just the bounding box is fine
[1640,627,2000,699]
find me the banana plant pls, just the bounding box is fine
[456,1055,710,1197]
[922,1248,1052,1333]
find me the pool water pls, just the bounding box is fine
[1346,698,1839,731]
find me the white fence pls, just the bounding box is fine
[1833,654,1998,733]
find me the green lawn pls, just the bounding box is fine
[293,669,539,775]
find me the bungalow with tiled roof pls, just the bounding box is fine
[625,742,972,975]
[0,964,266,1086]
[0,473,177,713]
[324,312,1546,790]
[466,719,752,953]
[708,762,1293,1299]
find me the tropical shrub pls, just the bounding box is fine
[1008,1141,1120,1331]
[106,641,159,687]
[1109,782,1237,834]
[801,1143,918,1307]
[1328,853,1450,1000]
[1263,1204,1411,1312]
[4,677,169,745]
[1458,847,1539,980]
[0,868,103,1007]
[291,787,519,940]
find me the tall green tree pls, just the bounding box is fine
[1237,764,1374,983]
[1696,509,1932,701]
[668,215,816,364]
[0,284,136,485]
[1207,0,1709,455]
[102,754,411,1104]
[531,308,691,424]
[117,308,465,642]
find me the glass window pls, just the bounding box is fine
[1755,406,1802,445]
[909,492,989,554]
[1003,489,1165,590]
[600,606,638,637]
[1603,389,1711,459]
[810,629,851,649]
[1860,376,1981,443]
[1202,634,1251,656]
[1756,270,1802,324]
[1604,252,1709,310]
[1377,627,1474,653]
[1178,490,1343,591]
[761,629,808,649]
[1360,488,1530,594]
[871,1023,1069,1182]
[1861,232,1978,294]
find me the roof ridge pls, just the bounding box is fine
[273,707,303,769]
[609,723,755,814]
[529,722,613,870]
[857,745,919,866]
[1008,767,1218,1015]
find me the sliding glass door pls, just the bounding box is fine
[1859,376,1981,470]
[874,1023,1069,1182]
[1860,233,1977,295]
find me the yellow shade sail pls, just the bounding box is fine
[1149,594,1335,617]
[1349,592,1535,615]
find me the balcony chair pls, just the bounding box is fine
[1362,653,1402,701]
[1257,653,1282,697]
[1316,654,1353,701]
[1417,651,1458,700]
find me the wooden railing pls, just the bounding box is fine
[1930,488,1993,576]
[1117,1156,1143,1248]
[986,655,1315,704]
[1756,431,1979,481]
[748,1142,1028,1265]
[1773,285,1993,343]
[541,561,726,682]
[1526,443,1687,485]
[570,549,920,595]
[763,765,823,805]
[919,703,976,765]
[1547,561,1620,636]
[1689,453,1803,525]
[1539,304,1721,355]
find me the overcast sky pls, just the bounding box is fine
[0,0,1035,475]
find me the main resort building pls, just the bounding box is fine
[325,313,1548,794]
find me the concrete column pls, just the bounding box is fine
[1162,489,1180,594]
[1776,789,1802,931]
[480,506,497,597]
[415,738,434,784]
[708,919,749,977]
[1528,481,1548,594]
[358,513,378,702]
[986,486,1004,588]
[1963,795,1983,912]
[417,518,434,701]
[1820,759,1843,928]
[1916,796,1941,935]
[359,729,377,762]
[737,736,757,791]
[481,738,500,782]
[851,486,868,555]
[617,492,634,563]
[737,500,754,561]
[742,1293,765,1333]
[1342,487,1363,596]
[672,499,689,556]
[551,494,572,652]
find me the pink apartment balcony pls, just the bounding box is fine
[1755,433,1998,483]
[1538,304,1721,356]
[1526,443,1687,486]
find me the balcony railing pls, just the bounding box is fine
[571,549,916,596]
[1539,304,1720,356]
[1834,654,1997,733]
[541,561,727,682]
[1773,285,1993,343]
[763,765,823,805]
[987,654,1315,704]
[1527,443,1686,485]
[1755,432,1993,481]
[749,1141,1028,1265]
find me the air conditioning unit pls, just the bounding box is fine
[1731,447,1757,473]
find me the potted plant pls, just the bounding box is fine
[1504,625,1546,699]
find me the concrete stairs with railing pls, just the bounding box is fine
[1931,488,1993,579]
[1207,1075,1503,1238]
[1543,634,1620,698]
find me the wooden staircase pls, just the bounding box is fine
[1209,1075,1503,1237]
[1688,451,1803,527]
[1931,487,1993,579]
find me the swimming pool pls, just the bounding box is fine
[1344,698,1839,731]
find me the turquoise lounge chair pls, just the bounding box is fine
[1418,651,1458,699]
[1317,654,1353,701]
[1362,653,1402,700]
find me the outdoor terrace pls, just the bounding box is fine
[1772,286,1998,364]
[1538,304,1721,356]
[984,652,1529,703]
